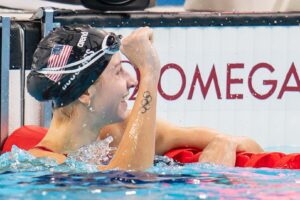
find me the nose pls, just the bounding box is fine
[125,70,138,89]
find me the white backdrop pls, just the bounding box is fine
[10,26,300,148]
[108,26,300,147]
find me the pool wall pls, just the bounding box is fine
[1,8,300,149]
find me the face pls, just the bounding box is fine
[92,52,137,124]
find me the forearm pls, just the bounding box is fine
[106,76,158,170]
[156,125,263,155]
[156,126,221,155]
[173,127,220,149]
[178,130,263,153]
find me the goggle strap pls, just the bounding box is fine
[38,51,106,75]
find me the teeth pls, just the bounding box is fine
[123,93,129,101]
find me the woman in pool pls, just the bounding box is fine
[27,25,160,170]
[27,24,263,170]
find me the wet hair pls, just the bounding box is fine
[27,24,121,108]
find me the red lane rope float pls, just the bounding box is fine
[2,126,300,169]
[165,147,300,169]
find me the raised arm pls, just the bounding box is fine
[100,27,160,171]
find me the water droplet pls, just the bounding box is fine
[91,189,102,193]
[198,193,207,199]
[191,179,201,184]
[125,191,136,195]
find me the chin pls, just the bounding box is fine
[107,110,126,124]
[116,110,128,121]
[116,101,129,121]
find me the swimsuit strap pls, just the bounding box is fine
[32,146,68,157]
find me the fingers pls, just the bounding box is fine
[147,27,154,43]
[124,26,153,44]
[142,27,153,43]
[120,26,154,56]
[119,26,160,75]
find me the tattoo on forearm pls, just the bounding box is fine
[140,91,152,114]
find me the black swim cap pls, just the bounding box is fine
[27,25,121,108]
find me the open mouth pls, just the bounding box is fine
[122,93,129,101]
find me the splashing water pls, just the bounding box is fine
[0,146,98,173]
[68,136,117,165]
[0,137,118,174]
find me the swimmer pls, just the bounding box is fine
[27,25,160,170]
[27,24,263,169]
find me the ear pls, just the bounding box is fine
[78,85,97,105]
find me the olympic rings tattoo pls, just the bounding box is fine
[140,91,152,114]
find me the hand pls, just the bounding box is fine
[234,136,264,153]
[120,27,160,79]
[199,135,238,167]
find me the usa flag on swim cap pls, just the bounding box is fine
[46,44,73,82]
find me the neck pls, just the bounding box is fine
[38,106,107,154]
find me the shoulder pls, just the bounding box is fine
[28,149,66,164]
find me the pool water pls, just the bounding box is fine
[1,146,300,199]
